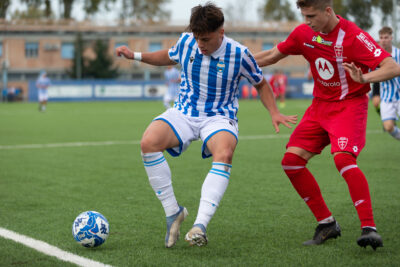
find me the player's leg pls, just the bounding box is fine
[282,146,341,245]
[329,96,382,249]
[186,119,237,246]
[381,101,400,140]
[141,111,190,248]
[333,152,383,250]
[281,104,340,245]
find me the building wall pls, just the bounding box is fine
[0,20,307,100]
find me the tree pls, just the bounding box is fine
[68,33,88,79]
[119,0,171,22]
[0,0,10,19]
[85,40,118,79]
[261,0,297,21]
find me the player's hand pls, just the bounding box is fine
[343,62,365,84]
[116,46,134,60]
[271,113,298,133]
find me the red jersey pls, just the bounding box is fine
[277,16,391,101]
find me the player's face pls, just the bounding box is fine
[194,28,224,56]
[300,6,331,33]
[379,33,392,52]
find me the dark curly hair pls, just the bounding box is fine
[186,2,224,35]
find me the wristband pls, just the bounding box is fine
[133,52,142,61]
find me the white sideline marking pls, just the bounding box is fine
[0,227,113,267]
[0,130,382,150]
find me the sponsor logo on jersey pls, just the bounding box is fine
[338,137,348,150]
[315,58,334,80]
[216,61,225,73]
[312,35,333,46]
[317,78,341,87]
[356,32,382,57]
[303,42,315,48]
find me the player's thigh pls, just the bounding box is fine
[200,116,238,160]
[206,131,237,163]
[141,120,180,152]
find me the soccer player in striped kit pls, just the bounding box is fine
[377,26,400,140]
[116,3,297,248]
[255,0,400,250]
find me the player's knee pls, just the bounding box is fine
[333,153,356,174]
[213,147,234,163]
[140,136,158,153]
[281,152,307,173]
[383,124,394,132]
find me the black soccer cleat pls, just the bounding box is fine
[357,227,383,250]
[303,220,341,246]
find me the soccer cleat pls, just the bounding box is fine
[165,206,188,248]
[357,227,383,250]
[303,220,341,245]
[185,224,208,247]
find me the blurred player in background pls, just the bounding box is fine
[269,69,288,108]
[255,0,400,250]
[117,2,297,248]
[163,65,180,109]
[371,82,380,115]
[36,70,51,112]
[377,26,400,140]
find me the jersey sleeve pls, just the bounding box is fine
[351,31,391,70]
[240,49,264,85]
[168,33,188,64]
[277,26,303,55]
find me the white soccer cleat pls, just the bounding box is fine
[185,224,208,247]
[165,206,188,248]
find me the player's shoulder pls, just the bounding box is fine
[224,36,250,56]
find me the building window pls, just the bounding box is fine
[0,42,2,57]
[262,42,274,51]
[149,42,162,52]
[25,42,39,58]
[61,43,74,59]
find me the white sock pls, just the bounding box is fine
[194,162,231,229]
[319,216,335,224]
[142,152,179,217]
[389,126,400,140]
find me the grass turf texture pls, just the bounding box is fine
[0,99,399,266]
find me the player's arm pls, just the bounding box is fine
[343,57,400,84]
[116,46,176,66]
[255,78,297,133]
[254,46,288,68]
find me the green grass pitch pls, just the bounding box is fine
[0,99,399,266]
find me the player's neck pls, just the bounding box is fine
[320,14,340,34]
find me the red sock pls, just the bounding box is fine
[282,152,331,222]
[334,153,375,228]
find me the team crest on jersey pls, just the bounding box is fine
[216,61,225,73]
[334,45,343,59]
[338,137,348,150]
[189,56,195,63]
[312,35,333,46]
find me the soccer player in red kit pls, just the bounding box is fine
[255,0,400,250]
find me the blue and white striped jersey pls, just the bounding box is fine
[168,33,263,121]
[380,46,400,103]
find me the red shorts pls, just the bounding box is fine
[287,95,368,157]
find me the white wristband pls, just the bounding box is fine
[133,52,142,61]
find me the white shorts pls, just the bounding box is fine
[154,108,238,158]
[38,89,48,102]
[380,101,400,121]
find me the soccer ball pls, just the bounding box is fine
[72,211,109,247]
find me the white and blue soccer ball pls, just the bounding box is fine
[72,211,109,248]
